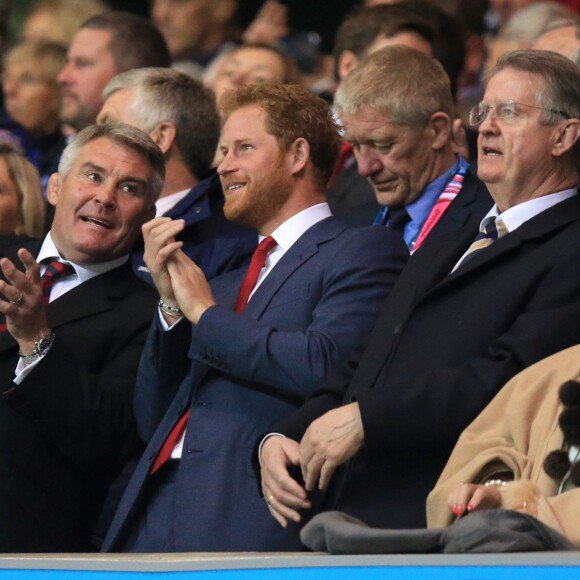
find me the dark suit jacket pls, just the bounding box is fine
[327,164,492,238]
[0,242,157,552]
[271,193,580,531]
[103,217,409,552]
[419,169,492,245]
[132,173,256,284]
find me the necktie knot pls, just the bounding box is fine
[479,215,507,241]
[452,216,507,272]
[235,236,278,313]
[41,259,75,303]
[386,207,411,232]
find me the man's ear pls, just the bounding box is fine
[288,138,310,176]
[552,119,580,158]
[428,112,452,151]
[338,50,359,81]
[149,122,177,154]
[47,173,61,207]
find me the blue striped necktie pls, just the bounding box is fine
[452,216,508,272]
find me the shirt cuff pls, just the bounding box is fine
[14,353,45,385]
[158,307,184,331]
[258,433,286,467]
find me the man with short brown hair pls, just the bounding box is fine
[0,122,164,551]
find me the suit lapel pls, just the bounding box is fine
[242,217,346,319]
[404,222,479,308]
[46,268,127,328]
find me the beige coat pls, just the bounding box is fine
[427,344,580,546]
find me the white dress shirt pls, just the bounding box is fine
[484,188,577,232]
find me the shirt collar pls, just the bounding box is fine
[482,188,577,233]
[155,188,191,217]
[39,232,129,283]
[261,203,332,250]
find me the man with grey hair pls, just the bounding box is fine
[0,122,164,552]
[98,67,256,284]
[333,45,491,252]
[261,50,580,533]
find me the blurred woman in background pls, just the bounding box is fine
[3,40,67,187]
[0,142,45,244]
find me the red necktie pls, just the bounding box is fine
[41,260,75,304]
[234,236,277,313]
[151,237,278,474]
[150,410,190,475]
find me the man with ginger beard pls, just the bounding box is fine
[102,83,408,552]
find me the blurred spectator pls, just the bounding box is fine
[0,0,30,155]
[332,3,434,84]
[22,0,108,46]
[151,0,240,67]
[242,0,289,46]
[486,1,576,70]
[3,40,67,188]
[532,18,580,63]
[206,43,301,102]
[0,142,45,242]
[58,11,171,134]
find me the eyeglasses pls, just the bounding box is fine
[468,99,570,127]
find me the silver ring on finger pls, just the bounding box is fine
[267,494,274,505]
[9,292,23,306]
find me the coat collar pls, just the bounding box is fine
[164,173,221,223]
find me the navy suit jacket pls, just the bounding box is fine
[103,216,408,552]
[0,241,157,552]
[271,193,580,531]
[132,173,256,284]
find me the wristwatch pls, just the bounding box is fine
[19,330,55,364]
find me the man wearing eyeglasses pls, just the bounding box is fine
[260,48,580,533]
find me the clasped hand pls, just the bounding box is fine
[261,402,364,526]
[142,217,216,324]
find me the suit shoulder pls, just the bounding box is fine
[328,221,408,253]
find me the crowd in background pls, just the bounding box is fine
[0,0,576,228]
